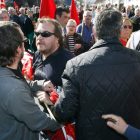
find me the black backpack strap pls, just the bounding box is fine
[136,40,140,52]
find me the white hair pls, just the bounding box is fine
[19,7,25,12]
[135,8,140,11]
[67,19,77,26]
[9,7,15,12]
[83,10,92,16]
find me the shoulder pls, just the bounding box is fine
[77,24,82,28]
[57,47,74,60]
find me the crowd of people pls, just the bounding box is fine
[0,2,140,140]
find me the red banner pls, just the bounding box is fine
[0,0,5,9]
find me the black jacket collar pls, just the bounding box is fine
[89,38,123,51]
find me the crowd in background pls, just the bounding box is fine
[0,2,140,140]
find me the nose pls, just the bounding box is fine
[36,34,43,40]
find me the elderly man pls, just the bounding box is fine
[19,7,34,52]
[0,9,9,21]
[130,8,140,32]
[125,5,134,18]
[76,10,94,47]
[9,7,21,25]
[0,21,60,140]
[41,9,140,140]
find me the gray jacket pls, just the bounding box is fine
[0,67,60,140]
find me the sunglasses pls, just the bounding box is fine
[122,25,132,29]
[67,26,76,28]
[35,31,55,37]
[22,36,29,42]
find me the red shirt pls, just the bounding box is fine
[120,39,127,47]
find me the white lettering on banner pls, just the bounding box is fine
[0,0,5,9]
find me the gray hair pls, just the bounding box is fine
[135,8,140,12]
[94,9,123,39]
[19,7,25,13]
[83,10,92,16]
[9,7,15,12]
[0,9,8,14]
[67,19,77,26]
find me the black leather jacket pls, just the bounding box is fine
[53,38,140,140]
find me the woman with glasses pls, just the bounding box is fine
[120,17,133,47]
[64,19,90,56]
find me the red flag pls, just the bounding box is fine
[70,0,80,25]
[21,51,34,81]
[14,1,19,8]
[39,0,56,19]
[0,0,5,10]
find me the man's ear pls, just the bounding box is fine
[56,14,60,21]
[55,37,59,44]
[15,46,21,56]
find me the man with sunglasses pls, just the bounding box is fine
[32,18,74,139]
[0,21,61,140]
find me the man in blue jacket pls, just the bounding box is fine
[9,7,21,26]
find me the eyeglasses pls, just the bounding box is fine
[122,25,133,29]
[67,26,76,28]
[35,31,55,37]
[84,15,92,17]
[22,36,29,42]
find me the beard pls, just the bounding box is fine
[20,48,24,60]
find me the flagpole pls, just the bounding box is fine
[81,0,87,36]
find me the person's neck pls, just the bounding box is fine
[41,46,59,61]
[85,22,91,28]
[121,37,127,42]
[6,61,18,70]
[10,14,14,17]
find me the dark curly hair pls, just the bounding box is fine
[0,22,23,67]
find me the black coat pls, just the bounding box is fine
[19,15,34,37]
[33,47,74,86]
[64,33,90,56]
[53,38,140,140]
[10,14,21,26]
[128,12,134,18]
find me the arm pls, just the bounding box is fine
[28,80,54,93]
[5,87,61,131]
[76,24,82,33]
[124,125,140,140]
[52,60,79,123]
[74,34,90,53]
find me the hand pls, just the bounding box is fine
[36,91,54,105]
[43,80,54,92]
[74,44,81,50]
[90,40,95,45]
[24,71,30,81]
[102,114,127,134]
